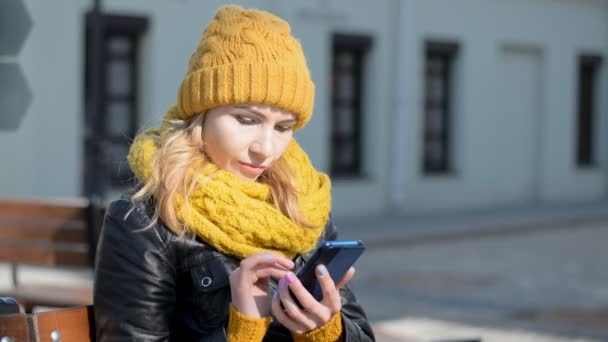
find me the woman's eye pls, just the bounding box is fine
[275,125,293,133]
[236,115,257,125]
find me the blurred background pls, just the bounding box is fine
[1,0,607,341]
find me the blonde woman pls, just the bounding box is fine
[94,5,374,341]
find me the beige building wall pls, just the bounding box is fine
[1,0,607,218]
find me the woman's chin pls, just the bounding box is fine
[228,169,260,182]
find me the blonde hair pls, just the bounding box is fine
[131,112,313,236]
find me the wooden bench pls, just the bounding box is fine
[0,198,104,313]
[0,304,95,342]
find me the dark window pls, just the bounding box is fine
[330,34,372,178]
[84,14,148,196]
[422,41,459,175]
[576,54,602,167]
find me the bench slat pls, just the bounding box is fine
[0,245,90,266]
[0,199,88,221]
[0,222,86,243]
[0,198,100,313]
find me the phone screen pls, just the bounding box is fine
[296,240,365,302]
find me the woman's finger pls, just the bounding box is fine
[272,291,305,333]
[316,265,341,313]
[283,270,322,314]
[229,253,295,318]
[254,267,289,282]
[278,275,317,331]
[239,252,294,273]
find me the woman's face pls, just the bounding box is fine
[202,104,297,181]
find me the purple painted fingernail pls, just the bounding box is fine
[273,290,279,299]
[286,272,295,284]
[317,265,326,276]
[263,254,273,260]
[279,278,286,289]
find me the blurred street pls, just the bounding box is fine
[340,201,608,341]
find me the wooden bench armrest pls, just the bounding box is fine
[0,305,95,342]
[0,312,30,340]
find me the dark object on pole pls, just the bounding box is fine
[84,0,105,199]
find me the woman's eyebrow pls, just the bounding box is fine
[234,105,265,118]
[279,118,298,125]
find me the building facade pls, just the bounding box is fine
[1,0,607,217]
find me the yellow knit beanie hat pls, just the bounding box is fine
[177,5,315,129]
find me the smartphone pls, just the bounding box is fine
[294,240,365,302]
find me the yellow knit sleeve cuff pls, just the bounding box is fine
[292,312,343,342]
[227,304,273,342]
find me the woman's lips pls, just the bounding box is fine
[239,162,266,175]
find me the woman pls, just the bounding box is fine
[94,5,375,341]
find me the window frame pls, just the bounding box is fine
[330,33,372,178]
[422,40,459,175]
[576,54,603,168]
[84,13,148,195]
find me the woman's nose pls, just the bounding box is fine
[250,129,273,158]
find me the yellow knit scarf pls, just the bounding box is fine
[127,106,331,260]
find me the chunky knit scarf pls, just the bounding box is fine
[127,106,331,260]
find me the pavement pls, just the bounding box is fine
[337,198,608,248]
[3,198,608,341]
[335,199,608,341]
[374,317,600,342]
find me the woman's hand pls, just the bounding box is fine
[230,253,295,318]
[271,265,355,334]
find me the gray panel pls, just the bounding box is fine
[0,62,32,131]
[0,0,33,56]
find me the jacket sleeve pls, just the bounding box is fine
[324,216,376,341]
[94,200,177,342]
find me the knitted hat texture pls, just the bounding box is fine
[177,5,315,129]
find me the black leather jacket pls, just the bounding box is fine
[94,197,375,341]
